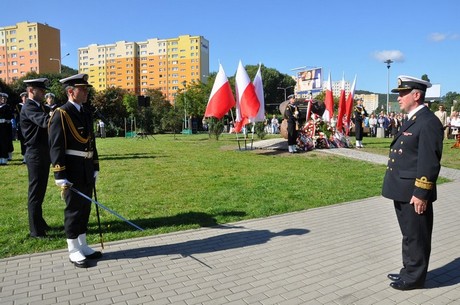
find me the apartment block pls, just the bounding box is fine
[79,35,209,101]
[0,21,61,83]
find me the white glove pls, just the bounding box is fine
[55,179,73,201]
[55,179,72,187]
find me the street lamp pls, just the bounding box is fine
[277,86,294,101]
[50,52,70,73]
[182,81,188,131]
[384,59,393,114]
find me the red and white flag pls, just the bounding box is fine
[336,75,346,133]
[322,72,334,122]
[252,64,265,122]
[345,75,357,134]
[235,60,260,120]
[204,64,235,119]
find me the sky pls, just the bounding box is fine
[2,0,459,95]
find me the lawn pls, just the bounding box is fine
[0,133,457,259]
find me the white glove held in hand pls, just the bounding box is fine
[55,179,72,187]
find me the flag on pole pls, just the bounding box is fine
[252,64,265,122]
[336,75,346,133]
[345,75,357,134]
[322,72,334,122]
[204,64,235,119]
[235,60,260,120]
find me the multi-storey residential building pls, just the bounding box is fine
[0,21,61,83]
[78,35,209,102]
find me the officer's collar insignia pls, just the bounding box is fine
[411,115,416,121]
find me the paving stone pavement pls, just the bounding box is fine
[1,139,460,305]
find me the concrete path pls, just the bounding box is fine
[1,139,459,305]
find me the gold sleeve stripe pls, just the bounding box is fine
[415,176,434,190]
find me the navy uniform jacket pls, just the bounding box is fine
[48,102,99,185]
[382,106,443,202]
[20,99,50,152]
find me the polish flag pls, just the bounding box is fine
[235,60,260,120]
[322,72,334,122]
[336,75,346,133]
[345,75,357,135]
[252,64,265,122]
[204,64,235,119]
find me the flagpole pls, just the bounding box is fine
[230,109,241,150]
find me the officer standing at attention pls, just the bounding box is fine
[382,75,443,290]
[354,98,368,148]
[20,78,52,237]
[285,94,299,153]
[49,74,101,268]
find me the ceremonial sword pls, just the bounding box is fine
[70,187,144,231]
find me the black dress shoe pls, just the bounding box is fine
[85,251,103,259]
[70,259,88,268]
[387,274,401,281]
[30,234,47,239]
[390,280,424,291]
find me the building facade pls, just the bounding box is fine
[78,35,209,102]
[0,21,61,83]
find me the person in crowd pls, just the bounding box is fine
[368,113,377,137]
[353,98,367,148]
[285,94,299,153]
[20,78,52,237]
[49,74,101,268]
[434,105,448,139]
[382,75,443,290]
[388,112,399,138]
[44,93,58,114]
[271,114,279,134]
[0,92,14,165]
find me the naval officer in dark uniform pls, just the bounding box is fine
[49,73,101,268]
[285,94,299,153]
[20,78,51,238]
[353,98,367,148]
[382,75,443,290]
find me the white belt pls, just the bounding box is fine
[65,149,94,158]
[0,119,11,123]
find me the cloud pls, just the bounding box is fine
[429,32,448,42]
[373,50,405,63]
[428,32,460,42]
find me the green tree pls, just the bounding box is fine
[92,87,129,136]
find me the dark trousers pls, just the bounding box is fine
[287,123,297,145]
[26,148,50,236]
[394,201,433,285]
[63,182,93,239]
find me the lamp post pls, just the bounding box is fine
[182,81,188,131]
[277,86,294,101]
[50,52,70,73]
[384,59,393,114]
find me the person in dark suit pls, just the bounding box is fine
[0,92,14,165]
[20,78,52,238]
[285,94,299,153]
[353,98,368,148]
[382,75,444,290]
[49,73,101,268]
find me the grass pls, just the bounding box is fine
[0,134,457,259]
